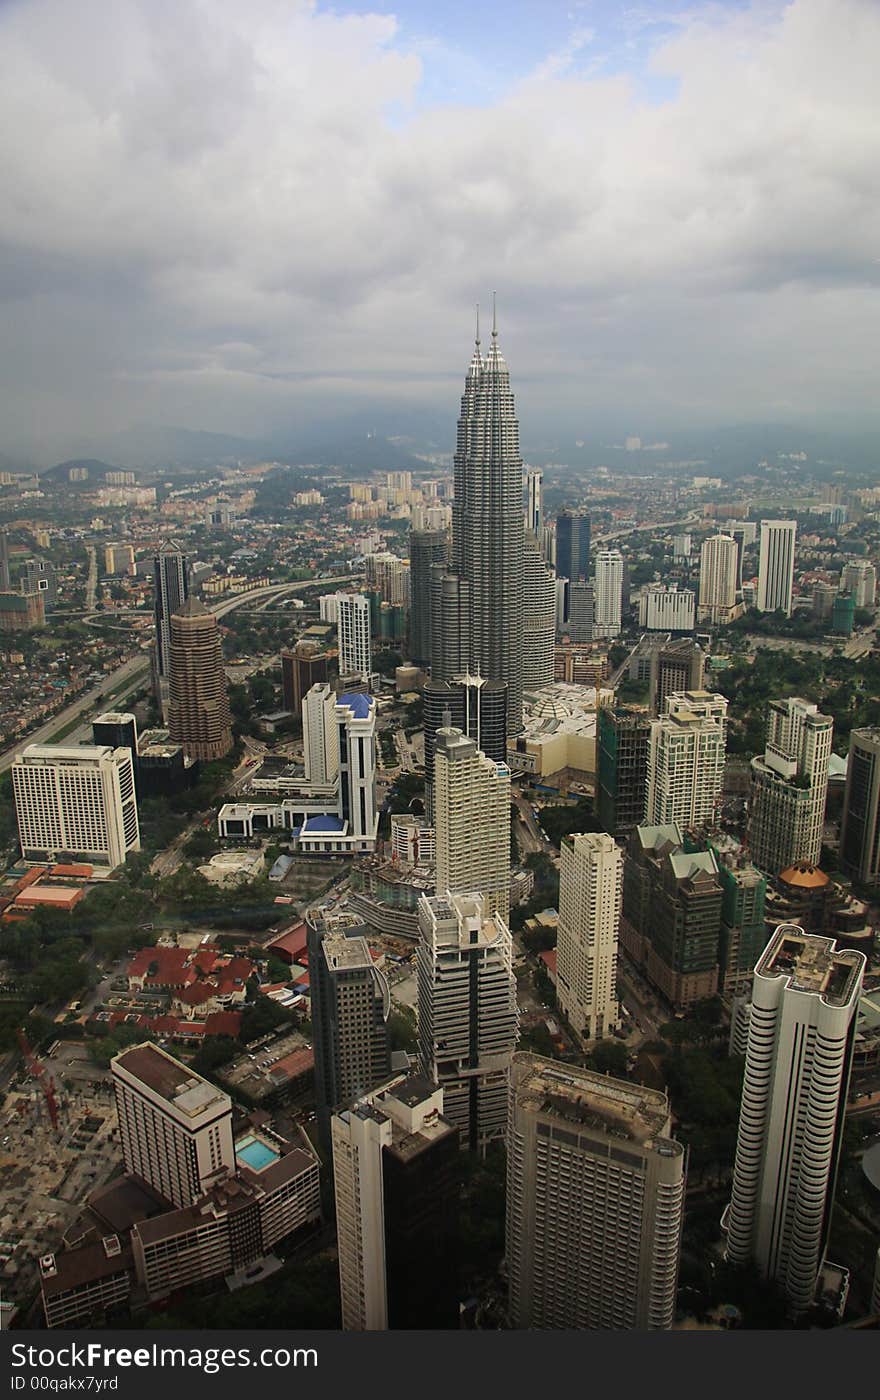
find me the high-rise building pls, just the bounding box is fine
[725,926,866,1314]
[525,468,543,537]
[645,692,727,828]
[698,534,739,624]
[91,711,138,762]
[639,584,695,633]
[428,567,472,681]
[331,1075,459,1330]
[596,707,651,836]
[717,856,768,999]
[555,508,590,583]
[842,560,876,610]
[521,531,556,690]
[672,533,692,561]
[307,914,392,1142]
[12,743,140,870]
[336,592,372,680]
[417,892,518,1153]
[153,542,190,679]
[506,1053,685,1330]
[434,726,511,920]
[651,638,706,714]
[408,528,448,665]
[334,691,379,847]
[166,597,233,761]
[594,550,624,639]
[0,529,9,590]
[748,697,832,875]
[112,1042,236,1209]
[446,310,525,732]
[757,520,797,616]
[302,682,339,785]
[840,728,880,885]
[280,640,337,714]
[567,581,595,644]
[556,832,622,1041]
[422,675,507,814]
[364,552,409,607]
[104,543,136,576]
[21,557,57,609]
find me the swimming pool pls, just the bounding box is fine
[236,1134,281,1172]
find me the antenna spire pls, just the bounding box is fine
[492,290,497,339]
[475,302,480,347]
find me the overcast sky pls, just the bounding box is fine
[2,0,880,461]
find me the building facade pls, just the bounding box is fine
[596,706,651,836]
[336,592,372,680]
[698,534,739,625]
[408,528,448,665]
[153,542,190,679]
[434,726,511,920]
[748,697,833,875]
[521,530,557,691]
[757,520,797,616]
[840,728,880,885]
[166,597,233,761]
[645,692,727,829]
[556,832,622,1041]
[12,743,139,869]
[639,584,695,633]
[593,550,624,639]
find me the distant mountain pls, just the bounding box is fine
[92,424,264,470]
[270,430,432,476]
[40,458,123,484]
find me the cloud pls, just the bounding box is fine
[1,0,879,459]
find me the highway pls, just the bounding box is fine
[0,574,355,774]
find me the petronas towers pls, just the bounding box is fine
[435,308,525,733]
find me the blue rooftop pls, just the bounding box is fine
[338,692,373,719]
[303,814,346,833]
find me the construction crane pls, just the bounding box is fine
[16,1027,60,1133]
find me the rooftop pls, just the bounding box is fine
[757,925,865,1006]
[337,691,373,720]
[113,1043,230,1118]
[322,934,373,972]
[512,1052,676,1148]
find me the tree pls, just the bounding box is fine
[589,1040,629,1077]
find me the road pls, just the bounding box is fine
[513,792,554,856]
[0,574,356,774]
[85,545,97,613]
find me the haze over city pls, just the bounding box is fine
[2,0,880,463]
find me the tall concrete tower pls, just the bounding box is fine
[757,520,797,616]
[521,530,556,692]
[698,533,739,625]
[434,725,511,920]
[725,925,865,1315]
[748,697,833,875]
[556,832,622,1042]
[449,305,525,732]
[166,597,233,761]
[153,541,190,679]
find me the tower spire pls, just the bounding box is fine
[475,302,480,348]
[492,290,497,340]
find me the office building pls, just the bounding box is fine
[417,893,518,1153]
[698,534,739,625]
[153,542,190,679]
[307,914,391,1141]
[408,528,448,665]
[332,691,379,848]
[717,856,768,999]
[92,711,137,762]
[166,597,233,761]
[748,698,832,875]
[423,674,507,811]
[597,706,651,836]
[0,529,9,590]
[525,467,543,537]
[639,584,695,633]
[21,556,57,609]
[506,1054,685,1330]
[280,640,337,714]
[331,1075,459,1330]
[555,508,590,584]
[104,543,136,576]
[757,520,797,616]
[0,588,44,632]
[302,682,339,785]
[521,531,557,690]
[645,693,727,829]
[672,533,692,561]
[651,638,706,714]
[441,310,525,732]
[364,552,409,607]
[840,728,880,885]
[12,743,139,870]
[112,1042,236,1209]
[567,581,595,643]
[336,592,372,681]
[842,560,876,610]
[428,567,472,681]
[725,926,866,1314]
[593,550,624,639]
[832,591,855,636]
[434,726,511,920]
[556,833,622,1041]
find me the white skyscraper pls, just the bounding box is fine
[748,697,833,874]
[521,531,556,690]
[556,832,622,1042]
[417,892,518,1153]
[335,691,378,845]
[336,592,372,678]
[12,743,140,870]
[594,550,624,638]
[506,1054,685,1329]
[698,533,739,624]
[302,682,340,786]
[725,926,865,1315]
[757,520,797,616]
[639,584,695,632]
[645,692,727,828]
[434,726,511,920]
[842,560,876,609]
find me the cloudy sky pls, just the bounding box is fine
[2,0,879,461]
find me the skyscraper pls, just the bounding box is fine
[506,1053,685,1330]
[651,638,706,715]
[524,467,543,537]
[521,530,556,691]
[698,533,739,624]
[12,743,140,870]
[331,1075,459,1330]
[842,560,876,610]
[645,692,727,828]
[555,508,590,584]
[408,528,448,665]
[166,597,233,761]
[153,542,190,679]
[417,892,518,1153]
[447,307,525,732]
[748,697,833,875]
[757,520,797,616]
[567,581,595,643]
[596,706,651,836]
[839,728,880,885]
[725,925,865,1314]
[594,549,624,638]
[556,832,622,1041]
[428,568,472,681]
[280,639,337,714]
[434,726,511,920]
[302,682,339,785]
[336,592,372,680]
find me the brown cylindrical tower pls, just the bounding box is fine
[167,597,233,761]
